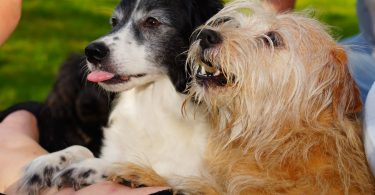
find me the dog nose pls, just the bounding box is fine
[198,29,222,50]
[85,42,109,64]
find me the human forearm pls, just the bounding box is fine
[0,0,23,45]
[265,0,296,12]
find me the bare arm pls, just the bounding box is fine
[0,0,23,46]
[0,111,168,195]
[265,0,296,12]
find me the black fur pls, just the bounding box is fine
[170,0,222,93]
[0,0,223,157]
[103,0,224,93]
[28,174,42,186]
[150,189,174,195]
[155,0,223,92]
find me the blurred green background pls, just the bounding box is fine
[0,0,358,110]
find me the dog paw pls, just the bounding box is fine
[52,158,111,190]
[108,163,169,189]
[17,145,94,195]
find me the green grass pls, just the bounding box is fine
[0,0,358,110]
[0,0,119,109]
[295,0,358,39]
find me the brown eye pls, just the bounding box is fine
[211,17,233,27]
[262,31,283,47]
[111,17,119,27]
[143,17,161,28]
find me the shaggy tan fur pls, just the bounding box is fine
[185,0,375,194]
[110,1,375,194]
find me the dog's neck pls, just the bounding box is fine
[111,75,205,122]
[212,103,362,168]
[102,75,210,178]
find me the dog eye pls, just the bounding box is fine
[143,17,161,28]
[111,17,119,27]
[211,17,233,27]
[262,31,283,47]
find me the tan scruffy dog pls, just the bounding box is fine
[186,0,375,194]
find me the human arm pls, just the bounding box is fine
[0,0,23,45]
[265,0,296,12]
[0,111,168,195]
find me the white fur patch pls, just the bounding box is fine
[91,0,167,92]
[17,146,94,195]
[52,158,113,190]
[101,76,210,179]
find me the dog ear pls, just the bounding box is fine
[171,0,223,93]
[190,0,224,27]
[330,46,362,115]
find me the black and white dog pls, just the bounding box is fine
[18,0,223,194]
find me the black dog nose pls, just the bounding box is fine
[85,42,109,64]
[198,29,222,50]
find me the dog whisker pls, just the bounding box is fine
[187,0,374,194]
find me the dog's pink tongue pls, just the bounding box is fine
[87,71,115,83]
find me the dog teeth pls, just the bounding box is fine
[197,65,208,76]
[201,66,207,75]
[196,65,222,78]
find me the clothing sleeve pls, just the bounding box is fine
[364,83,375,176]
[357,0,375,46]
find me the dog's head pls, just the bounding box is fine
[188,0,361,127]
[85,0,223,93]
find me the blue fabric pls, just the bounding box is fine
[364,83,375,175]
[340,34,375,103]
[357,0,375,46]
[339,0,375,103]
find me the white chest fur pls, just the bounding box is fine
[100,76,210,179]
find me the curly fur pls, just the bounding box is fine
[187,0,375,194]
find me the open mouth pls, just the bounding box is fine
[87,70,146,85]
[195,58,228,86]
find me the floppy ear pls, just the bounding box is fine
[330,46,362,115]
[191,0,224,27]
[171,0,223,93]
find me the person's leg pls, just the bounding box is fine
[0,102,43,123]
[0,111,46,193]
[340,34,375,102]
[0,110,39,140]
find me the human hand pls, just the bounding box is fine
[0,111,169,195]
[0,111,44,192]
[5,182,169,195]
[43,182,169,195]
